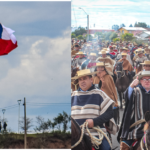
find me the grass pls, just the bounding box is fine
[0,131,71,148]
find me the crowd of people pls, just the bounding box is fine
[71,38,150,150]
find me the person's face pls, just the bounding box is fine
[143,65,150,71]
[123,50,127,53]
[79,54,84,58]
[140,77,150,90]
[78,76,93,91]
[97,66,105,74]
[138,53,143,58]
[102,54,106,58]
[110,48,113,52]
[122,55,126,60]
[75,47,79,51]
[90,56,96,61]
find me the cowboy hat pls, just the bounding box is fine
[136,48,145,54]
[112,45,117,47]
[99,50,107,54]
[140,60,150,65]
[122,47,128,50]
[89,53,97,56]
[121,53,127,56]
[71,69,97,80]
[138,71,150,80]
[76,51,86,55]
[95,62,109,67]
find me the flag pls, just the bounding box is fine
[0,23,18,56]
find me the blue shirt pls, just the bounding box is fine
[128,85,150,99]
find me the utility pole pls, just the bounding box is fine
[87,14,89,41]
[18,100,21,134]
[79,7,89,41]
[23,97,27,149]
[2,109,6,129]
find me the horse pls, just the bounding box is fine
[115,62,131,109]
[135,61,143,74]
[131,111,150,150]
[71,66,79,91]
[71,118,93,150]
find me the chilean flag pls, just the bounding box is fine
[0,23,17,56]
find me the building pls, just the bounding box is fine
[118,27,147,36]
[86,28,115,34]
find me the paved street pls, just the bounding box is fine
[112,108,124,150]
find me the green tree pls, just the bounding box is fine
[77,35,83,40]
[19,117,33,132]
[129,24,133,27]
[121,33,134,41]
[94,32,103,39]
[113,38,120,42]
[53,114,64,131]
[72,27,87,37]
[71,33,76,38]
[109,32,118,41]
[85,34,93,41]
[34,116,49,133]
[61,111,71,133]
[134,22,147,28]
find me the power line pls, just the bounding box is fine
[72,6,77,27]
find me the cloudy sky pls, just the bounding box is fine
[0,1,71,132]
[72,0,150,29]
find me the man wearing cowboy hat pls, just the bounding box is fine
[133,60,150,79]
[96,50,115,66]
[71,69,118,150]
[116,47,133,65]
[81,53,97,71]
[117,71,150,150]
[134,48,148,67]
[71,43,81,56]
[144,45,150,59]
[130,43,138,60]
[73,51,87,68]
[118,53,133,82]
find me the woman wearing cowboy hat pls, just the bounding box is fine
[116,47,133,65]
[133,60,150,79]
[71,69,118,150]
[93,62,118,107]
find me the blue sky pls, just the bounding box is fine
[0,1,71,132]
[72,0,150,28]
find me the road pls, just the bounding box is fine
[111,108,124,150]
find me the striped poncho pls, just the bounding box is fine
[71,86,119,136]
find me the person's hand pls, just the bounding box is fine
[86,119,94,128]
[130,76,139,88]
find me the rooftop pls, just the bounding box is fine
[119,27,147,31]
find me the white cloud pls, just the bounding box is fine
[72,0,150,28]
[0,28,71,107]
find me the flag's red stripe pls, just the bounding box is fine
[0,39,17,56]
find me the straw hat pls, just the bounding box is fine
[99,50,106,54]
[138,71,150,80]
[96,62,108,67]
[71,69,97,80]
[103,48,108,51]
[76,51,86,55]
[122,47,128,51]
[121,53,127,56]
[112,45,117,47]
[136,48,145,54]
[89,53,97,56]
[140,60,150,65]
